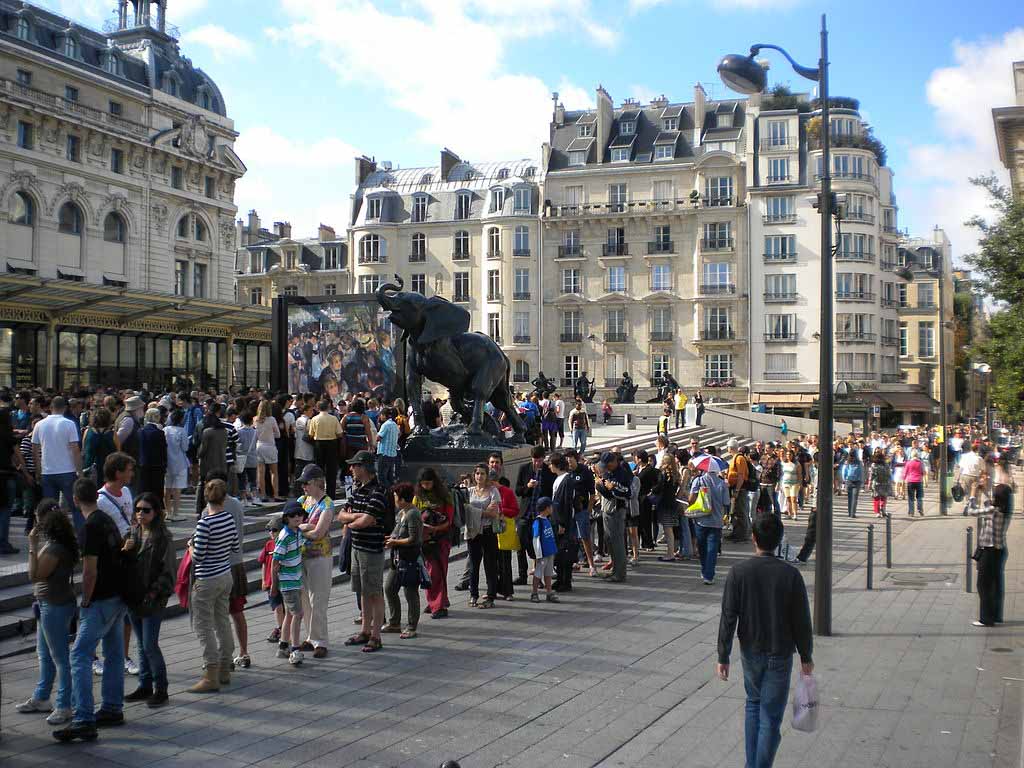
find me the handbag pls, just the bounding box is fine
[951,482,965,502]
[684,488,712,518]
[396,557,420,588]
[497,515,521,551]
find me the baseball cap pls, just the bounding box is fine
[536,496,552,511]
[298,463,325,483]
[280,500,304,519]
[346,449,375,467]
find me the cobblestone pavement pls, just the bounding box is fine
[0,482,1020,768]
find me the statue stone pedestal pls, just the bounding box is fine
[398,425,534,485]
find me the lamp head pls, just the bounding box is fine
[717,53,767,94]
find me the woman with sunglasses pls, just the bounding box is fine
[122,492,177,708]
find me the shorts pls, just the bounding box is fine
[574,509,591,541]
[281,588,303,615]
[230,596,247,614]
[267,589,283,610]
[257,443,279,465]
[350,548,385,597]
[533,554,554,582]
[783,484,800,499]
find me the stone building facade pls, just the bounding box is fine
[994,61,1024,199]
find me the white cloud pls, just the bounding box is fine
[181,24,253,61]
[234,127,359,237]
[901,29,1024,261]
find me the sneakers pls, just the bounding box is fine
[702,578,715,586]
[16,697,51,713]
[277,641,289,659]
[124,686,153,703]
[46,708,73,725]
[593,555,605,563]
[124,657,139,676]
[267,628,281,643]
[53,722,98,742]
[289,649,303,666]
[147,690,169,709]
[234,654,251,668]
[545,593,560,603]
[94,708,125,727]
[530,592,540,603]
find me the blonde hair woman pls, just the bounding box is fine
[254,400,282,502]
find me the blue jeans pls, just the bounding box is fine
[130,612,167,690]
[677,515,693,557]
[34,600,77,709]
[846,482,861,517]
[573,429,588,453]
[741,651,793,768]
[41,473,83,536]
[70,596,126,723]
[376,455,399,490]
[695,524,721,582]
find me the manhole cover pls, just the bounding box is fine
[883,572,955,584]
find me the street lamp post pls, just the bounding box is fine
[718,14,835,636]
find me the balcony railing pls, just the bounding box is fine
[836,331,876,342]
[560,332,583,343]
[836,370,877,381]
[916,302,938,310]
[880,260,897,272]
[763,253,797,263]
[513,335,531,344]
[557,245,583,258]
[701,238,734,251]
[880,298,899,309]
[408,252,426,263]
[881,372,903,383]
[513,248,531,257]
[817,171,876,184]
[605,284,626,294]
[703,196,734,208]
[701,329,735,341]
[547,198,688,218]
[452,250,470,261]
[453,293,470,303]
[764,371,800,381]
[700,283,736,295]
[0,77,150,139]
[764,332,797,342]
[703,377,736,387]
[358,254,387,265]
[560,286,582,295]
[604,333,628,343]
[765,175,792,184]
[489,335,503,344]
[764,291,798,303]
[513,291,531,301]
[835,291,875,302]
[883,225,899,234]
[647,241,674,254]
[835,251,875,263]
[649,282,673,293]
[487,250,502,260]
[844,211,875,224]
[881,335,900,346]
[650,331,673,342]
[763,212,797,224]
[760,138,797,151]
[602,243,629,257]
[486,293,502,302]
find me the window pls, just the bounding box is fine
[490,187,506,213]
[324,283,337,296]
[831,117,855,137]
[250,287,263,305]
[455,192,472,220]
[562,310,582,337]
[663,117,678,131]
[285,250,297,270]
[65,134,80,162]
[608,266,625,292]
[704,353,733,382]
[250,250,265,273]
[58,202,83,235]
[454,272,470,302]
[898,283,908,307]
[608,183,627,212]
[407,233,423,264]
[767,157,789,183]
[194,218,207,242]
[568,150,587,166]
[652,354,670,383]
[487,269,500,301]
[12,192,34,226]
[651,307,672,339]
[702,262,732,291]
[766,314,797,340]
[514,359,530,382]
[514,311,529,342]
[651,264,671,291]
[561,268,581,294]
[653,181,673,202]
[420,173,433,184]
[836,272,872,297]
[64,36,79,59]
[358,275,382,293]
[324,246,341,270]
[205,177,216,199]
[705,306,732,337]
[16,69,31,86]
[487,227,501,257]
[103,213,126,243]
[166,77,178,97]
[562,229,581,257]
[918,282,936,307]
[453,230,470,259]
[654,144,674,160]
[611,147,630,162]
[16,121,33,150]
[412,195,428,223]
[766,353,797,377]
[565,185,583,205]
[606,308,625,338]
[764,235,796,260]
[411,273,426,294]
[705,176,733,205]
[64,85,79,103]
[171,166,183,189]
[15,16,30,40]
[488,313,501,340]
[764,196,795,222]
[703,222,732,250]
[513,225,529,256]
[766,120,788,146]
[918,322,935,357]
[899,323,908,356]
[105,54,121,75]
[718,112,734,128]
[606,227,625,254]
[367,197,382,220]
[110,148,124,174]
[176,216,189,239]
[514,268,529,298]
[578,123,594,137]
[359,234,385,264]
[174,261,188,296]
[201,91,211,110]
[620,120,636,135]
[513,187,531,214]
[765,273,797,299]
[564,355,580,382]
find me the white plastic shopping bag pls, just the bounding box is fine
[791,673,819,732]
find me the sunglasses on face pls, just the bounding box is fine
[136,506,154,513]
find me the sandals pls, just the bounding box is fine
[400,629,417,639]
[233,654,251,669]
[266,628,281,643]
[477,598,494,609]
[344,633,370,646]
[361,638,383,653]
[381,625,402,634]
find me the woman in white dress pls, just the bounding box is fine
[164,409,190,521]
[254,400,282,502]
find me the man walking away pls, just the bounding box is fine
[717,515,813,768]
[32,396,83,536]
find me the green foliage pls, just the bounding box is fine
[760,85,810,112]
[976,310,1024,422]
[811,96,861,111]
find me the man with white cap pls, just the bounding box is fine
[115,395,146,496]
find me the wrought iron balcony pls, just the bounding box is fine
[358,253,387,265]
[880,298,899,309]
[764,371,800,381]
[0,77,150,139]
[760,138,797,151]
[764,291,798,303]
[486,293,502,302]
[513,291,531,301]
[702,377,736,387]
[408,252,426,263]
[700,283,736,296]
[647,241,674,254]
[560,285,582,295]
[604,333,628,343]
[836,370,878,381]
[513,248,531,257]
[650,331,673,342]
[453,293,470,303]
[835,251,875,263]
[765,175,792,184]
[701,238,734,251]
[513,335,531,344]
[836,331,877,342]
[487,250,502,260]
[763,212,797,224]
[764,332,797,342]
[763,253,797,263]
[844,211,875,224]
[701,328,735,341]
[560,332,583,343]
[602,243,629,256]
[451,250,470,261]
[605,284,627,294]
[557,245,583,258]
[881,335,900,347]
[703,196,734,208]
[835,291,875,302]
[649,281,674,293]
[546,198,688,218]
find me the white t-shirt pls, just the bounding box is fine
[949,436,964,452]
[98,485,134,538]
[294,415,313,462]
[31,414,80,476]
[554,398,566,419]
[958,451,984,477]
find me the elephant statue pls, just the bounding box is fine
[376,276,526,441]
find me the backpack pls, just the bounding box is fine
[544,402,558,422]
[118,416,141,460]
[740,456,759,493]
[628,474,641,519]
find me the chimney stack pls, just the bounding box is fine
[693,83,706,149]
[441,147,461,181]
[355,155,376,186]
[247,209,260,240]
[273,221,292,239]
[552,92,565,127]
[318,223,336,242]
[595,85,613,164]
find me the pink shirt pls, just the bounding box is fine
[904,458,924,484]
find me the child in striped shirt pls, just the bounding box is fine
[272,501,306,666]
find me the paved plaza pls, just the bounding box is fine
[0,483,1021,768]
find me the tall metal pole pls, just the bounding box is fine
[813,13,834,637]
[938,257,949,515]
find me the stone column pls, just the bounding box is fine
[45,317,57,390]
[225,333,235,388]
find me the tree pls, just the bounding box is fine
[965,174,1024,421]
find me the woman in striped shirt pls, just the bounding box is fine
[188,479,240,693]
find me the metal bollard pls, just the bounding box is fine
[965,527,973,594]
[885,513,892,569]
[866,523,874,590]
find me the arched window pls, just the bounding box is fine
[359,234,384,264]
[411,232,426,260]
[490,187,506,213]
[487,227,500,257]
[514,359,530,383]
[12,192,34,226]
[58,202,83,235]
[64,36,79,60]
[104,53,120,75]
[453,230,470,259]
[103,212,126,243]
[15,17,30,41]
[201,92,210,110]
[176,215,189,238]
[455,191,472,220]
[194,218,207,242]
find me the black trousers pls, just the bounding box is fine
[595,515,607,556]
[796,507,817,562]
[516,519,535,580]
[638,499,656,549]
[696,407,704,426]
[496,549,515,597]
[468,530,498,600]
[675,409,685,428]
[314,440,339,499]
[554,536,575,591]
[977,547,1004,626]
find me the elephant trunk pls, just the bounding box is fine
[375,273,404,308]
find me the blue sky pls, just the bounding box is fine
[40,0,1024,261]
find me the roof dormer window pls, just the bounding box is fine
[455,191,472,221]
[63,36,80,60]
[568,150,586,166]
[497,168,509,180]
[15,16,31,41]
[103,50,121,76]
[663,117,677,131]
[163,71,181,97]
[578,124,593,138]
[420,173,433,184]
[366,197,382,220]
[611,147,630,162]
[620,121,636,135]
[524,166,536,178]
[718,113,733,128]
[490,187,506,213]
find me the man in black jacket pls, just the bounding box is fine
[565,449,596,575]
[547,452,575,592]
[717,515,813,768]
[513,445,554,584]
